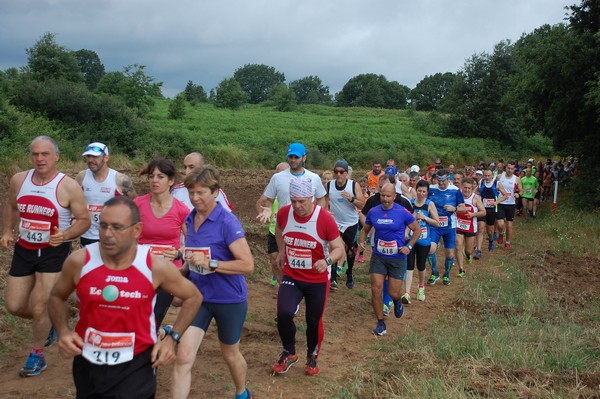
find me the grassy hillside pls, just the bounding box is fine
[0,98,552,171]
[147,100,551,170]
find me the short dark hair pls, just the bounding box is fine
[462,177,475,186]
[141,158,177,179]
[416,180,430,191]
[436,169,449,178]
[373,160,382,165]
[103,196,140,224]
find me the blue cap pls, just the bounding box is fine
[287,142,306,158]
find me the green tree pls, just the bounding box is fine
[96,64,162,115]
[289,76,332,104]
[25,33,82,83]
[410,72,457,111]
[183,80,208,104]
[269,83,296,111]
[336,74,407,108]
[168,94,186,119]
[214,77,248,110]
[74,49,105,90]
[233,64,285,104]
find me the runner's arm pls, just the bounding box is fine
[472,196,487,218]
[0,173,23,249]
[426,202,440,225]
[152,256,203,367]
[48,249,86,358]
[117,172,137,198]
[256,194,274,224]
[50,178,91,246]
[275,221,285,270]
[352,181,365,209]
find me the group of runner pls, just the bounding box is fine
[1,136,548,398]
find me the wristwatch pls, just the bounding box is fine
[167,329,181,344]
[406,244,413,251]
[209,259,219,270]
[325,257,332,266]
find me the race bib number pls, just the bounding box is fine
[419,226,428,239]
[19,218,51,244]
[377,239,398,255]
[184,247,213,275]
[82,328,134,366]
[483,198,495,208]
[438,216,449,228]
[525,188,532,195]
[149,244,172,258]
[88,204,103,223]
[286,247,313,269]
[337,224,349,233]
[458,218,471,231]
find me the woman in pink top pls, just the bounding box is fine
[134,158,190,326]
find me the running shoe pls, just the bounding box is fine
[383,303,390,317]
[44,326,57,347]
[505,243,511,251]
[329,280,338,290]
[244,388,254,399]
[401,293,411,304]
[427,274,440,285]
[416,287,426,301]
[442,276,451,286]
[357,254,365,263]
[305,355,319,376]
[270,275,278,286]
[19,353,47,377]
[272,351,299,374]
[497,234,504,244]
[493,232,498,242]
[457,269,466,278]
[341,260,348,274]
[393,299,404,318]
[467,254,473,264]
[372,320,387,336]
[474,249,482,259]
[488,240,495,251]
[346,279,355,289]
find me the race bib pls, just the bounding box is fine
[525,188,532,195]
[148,244,172,258]
[337,224,349,233]
[19,218,51,244]
[88,204,103,224]
[286,247,313,269]
[82,328,135,366]
[377,239,398,255]
[419,226,428,239]
[438,216,449,228]
[458,218,471,231]
[483,198,495,208]
[184,247,213,275]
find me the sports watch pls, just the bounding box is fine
[209,259,219,270]
[167,329,181,344]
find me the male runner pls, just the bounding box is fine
[48,196,202,398]
[359,183,420,336]
[1,136,91,376]
[326,160,364,289]
[496,161,522,250]
[172,152,234,212]
[271,176,344,376]
[476,169,508,257]
[366,160,383,193]
[76,142,137,246]
[427,169,466,286]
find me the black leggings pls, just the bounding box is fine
[153,288,173,328]
[406,243,430,272]
[277,276,328,358]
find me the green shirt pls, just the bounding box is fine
[269,197,279,235]
[521,176,539,199]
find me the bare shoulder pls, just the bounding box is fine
[75,170,86,184]
[10,170,28,187]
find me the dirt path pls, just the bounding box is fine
[0,169,496,398]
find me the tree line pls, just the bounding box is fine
[0,1,598,206]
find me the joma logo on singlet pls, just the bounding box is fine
[105,275,129,283]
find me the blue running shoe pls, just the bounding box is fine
[393,299,404,318]
[475,249,482,259]
[493,232,498,242]
[44,326,57,347]
[19,353,47,377]
[488,240,495,251]
[372,320,387,336]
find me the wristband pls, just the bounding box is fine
[406,244,413,251]
[175,251,183,261]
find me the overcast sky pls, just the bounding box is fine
[0,0,570,98]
